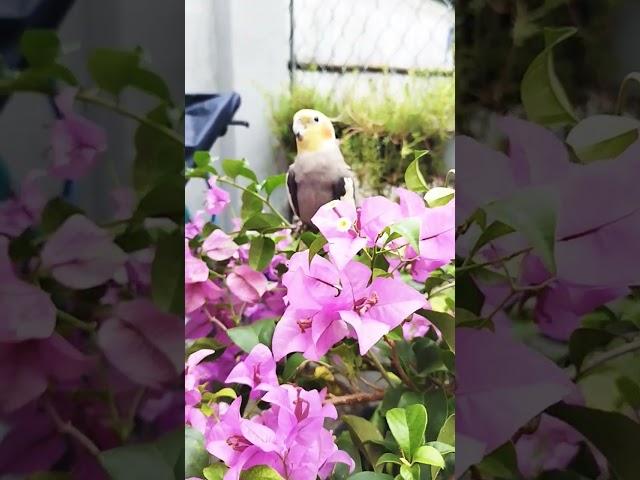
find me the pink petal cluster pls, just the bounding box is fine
[206,386,353,480]
[272,250,426,360]
[49,88,107,180]
[206,177,231,215]
[311,192,454,280]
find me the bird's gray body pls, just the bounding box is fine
[286,141,355,224]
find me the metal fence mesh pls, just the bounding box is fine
[289,0,454,95]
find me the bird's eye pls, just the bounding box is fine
[313,116,319,123]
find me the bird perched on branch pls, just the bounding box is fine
[286,109,356,225]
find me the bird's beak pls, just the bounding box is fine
[293,119,304,141]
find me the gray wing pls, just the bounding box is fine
[332,174,355,204]
[286,168,300,218]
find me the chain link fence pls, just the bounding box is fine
[288,0,454,96]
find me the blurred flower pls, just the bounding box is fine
[202,229,238,261]
[226,265,267,303]
[49,88,107,180]
[225,344,278,398]
[41,214,127,289]
[0,170,47,237]
[0,236,56,342]
[206,177,230,215]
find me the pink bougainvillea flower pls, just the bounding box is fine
[185,348,216,433]
[273,251,426,359]
[97,300,182,388]
[402,313,434,341]
[0,170,48,237]
[311,199,368,269]
[0,334,89,413]
[0,237,56,342]
[205,176,231,215]
[358,195,402,244]
[185,240,209,284]
[206,397,279,479]
[110,186,135,221]
[456,327,574,476]
[49,88,107,180]
[202,229,238,261]
[515,414,582,478]
[261,385,337,444]
[226,265,267,303]
[339,275,427,355]
[225,344,278,398]
[41,214,127,289]
[186,280,224,314]
[185,210,208,239]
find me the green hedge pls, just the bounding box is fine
[269,77,454,195]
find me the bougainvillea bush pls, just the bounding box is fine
[184,152,456,480]
[0,31,184,478]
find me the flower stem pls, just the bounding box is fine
[76,90,183,144]
[327,390,385,406]
[44,398,101,456]
[367,351,395,388]
[57,310,96,332]
[217,177,292,227]
[575,336,640,380]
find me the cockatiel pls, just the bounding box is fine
[286,109,355,224]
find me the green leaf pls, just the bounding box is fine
[468,221,515,259]
[184,428,210,478]
[135,176,183,223]
[241,186,264,219]
[194,151,212,169]
[227,319,276,353]
[390,218,421,253]
[521,27,578,126]
[616,377,640,410]
[335,431,362,479]
[203,464,227,480]
[386,404,427,460]
[222,159,258,182]
[243,213,284,233]
[281,353,306,381]
[566,115,640,163]
[249,236,275,271]
[239,465,284,480]
[347,473,394,480]
[375,453,403,467]
[475,441,521,478]
[399,463,420,480]
[308,235,328,264]
[486,184,558,273]
[420,309,455,353]
[21,30,59,67]
[617,72,640,114]
[129,67,172,104]
[413,445,444,468]
[342,415,385,471]
[40,197,84,234]
[88,49,140,96]
[262,173,286,196]
[568,328,615,371]
[99,428,188,480]
[404,157,429,193]
[437,415,455,447]
[208,387,237,402]
[547,402,640,480]
[424,389,448,442]
[424,187,455,207]
[151,230,183,315]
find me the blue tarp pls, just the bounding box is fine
[185,93,242,166]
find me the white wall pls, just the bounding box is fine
[185,0,291,222]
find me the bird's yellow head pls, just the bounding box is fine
[292,109,335,153]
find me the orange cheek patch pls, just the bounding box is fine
[321,125,332,139]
